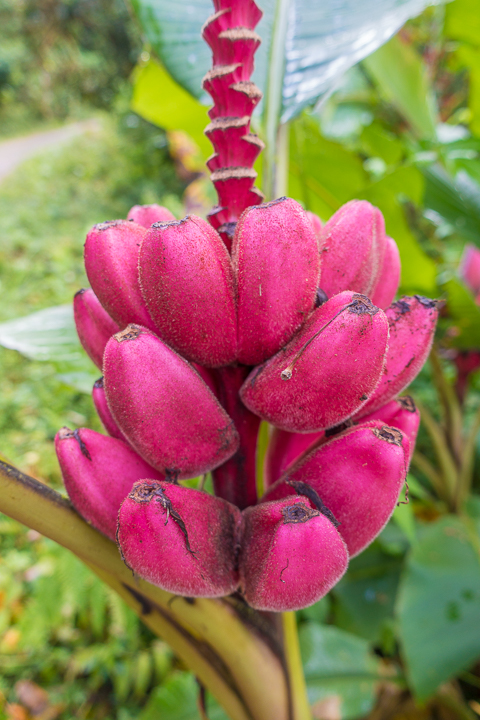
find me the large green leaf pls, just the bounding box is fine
[131,0,445,124]
[445,0,480,137]
[0,306,97,393]
[442,277,480,349]
[363,35,438,140]
[131,58,211,159]
[0,305,80,362]
[300,623,381,720]
[423,164,480,244]
[359,166,438,295]
[288,113,369,220]
[397,515,480,700]
[331,546,403,645]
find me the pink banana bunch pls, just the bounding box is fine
[56,0,439,613]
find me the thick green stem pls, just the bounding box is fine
[282,612,312,720]
[0,459,312,720]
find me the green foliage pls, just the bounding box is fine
[130,0,444,124]
[131,58,211,159]
[364,34,438,140]
[0,0,141,136]
[0,516,174,717]
[397,515,480,699]
[299,623,381,720]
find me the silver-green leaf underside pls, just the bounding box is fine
[131,0,445,123]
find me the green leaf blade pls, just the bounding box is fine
[397,516,480,700]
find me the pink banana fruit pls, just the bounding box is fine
[239,495,348,611]
[355,295,438,417]
[318,200,386,297]
[263,421,408,557]
[370,236,401,310]
[103,325,239,479]
[117,480,242,597]
[361,396,420,463]
[84,219,156,331]
[127,204,175,228]
[55,427,163,540]
[92,377,125,441]
[232,197,320,366]
[241,292,389,432]
[139,216,237,368]
[73,289,119,369]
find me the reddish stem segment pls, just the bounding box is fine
[202,0,264,249]
[212,366,261,509]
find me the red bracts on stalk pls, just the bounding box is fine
[202,0,264,247]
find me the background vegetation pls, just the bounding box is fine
[1,0,480,718]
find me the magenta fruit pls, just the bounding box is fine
[239,495,348,611]
[361,396,420,463]
[371,236,401,310]
[263,421,408,557]
[117,480,242,597]
[84,219,156,331]
[241,291,389,432]
[92,377,125,441]
[233,197,320,366]
[306,210,323,238]
[356,295,438,417]
[318,200,386,297]
[73,289,119,369]
[103,325,239,478]
[263,427,324,490]
[55,427,163,541]
[126,203,175,228]
[139,215,237,367]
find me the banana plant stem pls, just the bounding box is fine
[282,612,312,720]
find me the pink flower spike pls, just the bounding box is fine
[263,421,408,557]
[55,427,164,541]
[92,377,126,441]
[460,244,480,296]
[117,480,242,597]
[370,236,401,310]
[233,197,320,366]
[84,219,156,331]
[73,289,119,369]
[239,496,348,611]
[126,204,175,228]
[241,292,389,432]
[361,396,420,463]
[139,216,237,368]
[355,295,438,417]
[318,200,386,297]
[103,325,239,479]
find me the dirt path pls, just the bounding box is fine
[0,118,101,183]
